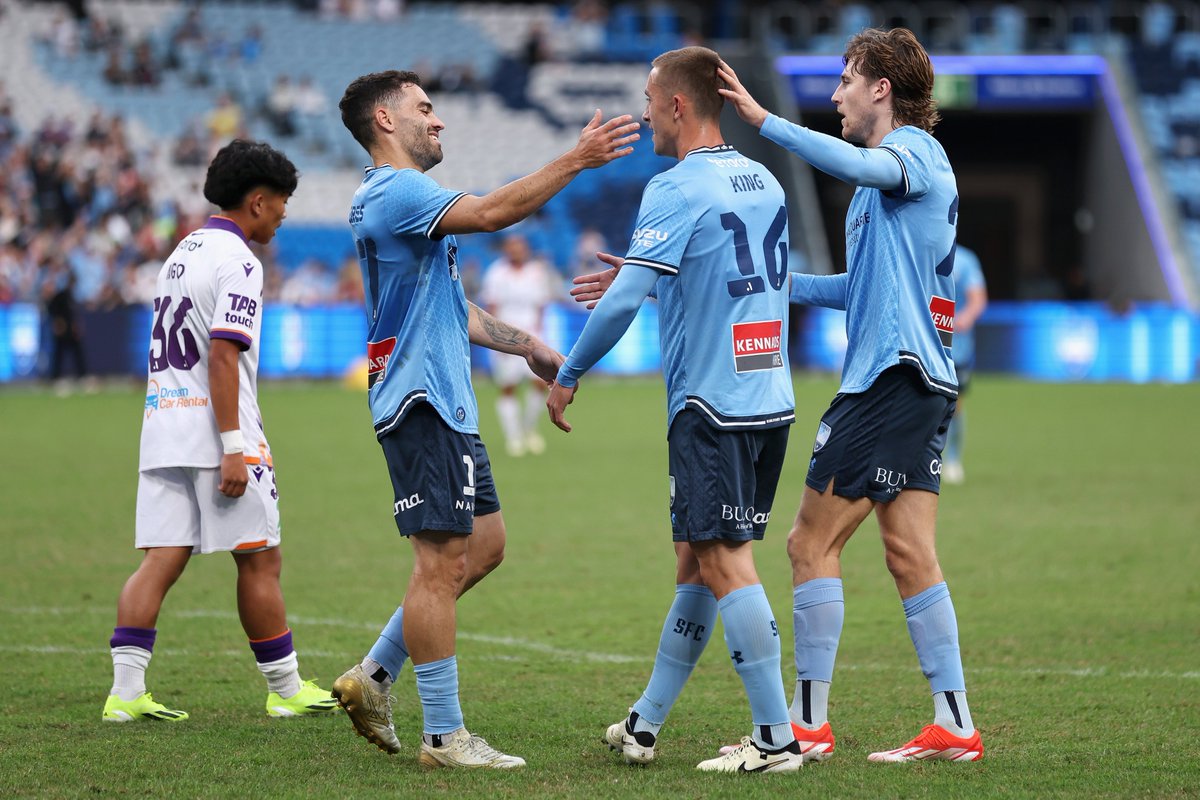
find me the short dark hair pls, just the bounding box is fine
[339,70,422,150]
[651,46,725,121]
[203,139,298,210]
[844,27,940,132]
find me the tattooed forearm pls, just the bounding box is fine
[469,303,533,354]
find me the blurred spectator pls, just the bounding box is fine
[239,24,265,63]
[436,63,484,95]
[264,75,298,137]
[335,255,364,304]
[82,15,122,55]
[42,265,91,387]
[205,93,244,141]
[45,10,80,59]
[128,40,160,87]
[561,0,607,62]
[293,76,329,116]
[173,121,207,167]
[571,225,608,277]
[0,94,18,158]
[522,22,554,66]
[171,7,205,47]
[281,258,336,305]
[101,45,126,87]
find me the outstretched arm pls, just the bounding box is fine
[569,252,623,309]
[435,111,640,235]
[717,61,903,191]
[789,272,849,310]
[468,302,563,384]
[547,263,659,432]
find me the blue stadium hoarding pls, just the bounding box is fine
[1,302,1196,384]
[776,54,1104,110]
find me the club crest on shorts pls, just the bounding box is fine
[814,421,832,452]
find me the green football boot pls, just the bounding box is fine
[266,679,339,717]
[102,692,189,722]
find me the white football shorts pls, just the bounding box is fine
[490,350,532,388]
[135,465,281,554]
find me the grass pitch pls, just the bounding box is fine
[1,374,1197,798]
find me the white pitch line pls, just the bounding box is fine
[7,606,646,665]
[8,606,1198,679]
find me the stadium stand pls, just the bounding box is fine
[1,0,1199,380]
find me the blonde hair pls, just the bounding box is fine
[651,46,725,121]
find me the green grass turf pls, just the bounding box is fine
[1,375,1198,798]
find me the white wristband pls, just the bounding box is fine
[220,429,244,455]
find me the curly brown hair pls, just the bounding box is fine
[844,28,940,132]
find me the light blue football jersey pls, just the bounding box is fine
[348,166,477,436]
[840,126,959,397]
[623,145,795,430]
[950,245,985,367]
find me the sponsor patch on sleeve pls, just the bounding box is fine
[731,319,783,373]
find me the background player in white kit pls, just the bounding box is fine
[480,233,558,456]
[103,140,337,722]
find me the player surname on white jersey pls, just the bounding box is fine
[140,216,270,471]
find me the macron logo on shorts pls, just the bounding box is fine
[732,320,783,373]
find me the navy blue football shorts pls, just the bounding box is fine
[805,365,955,503]
[667,408,790,543]
[378,402,500,536]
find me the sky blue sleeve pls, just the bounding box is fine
[789,272,848,310]
[760,113,904,191]
[621,177,692,274]
[556,264,660,387]
[878,128,936,199]
[384,170,466,239]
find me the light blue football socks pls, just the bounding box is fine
[630,584,718,737]
[719,584,794,750]
[790,577,844,729]
[903,581,974,736]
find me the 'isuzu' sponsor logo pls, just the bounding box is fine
[929,295,955,351]
[731,319,783,373]
[366,337,396,388]
[630,228,668,249]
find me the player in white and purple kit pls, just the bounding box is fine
[329,70,639,768]
[719,28,984,763]
[548,46,803,774]
[104,140,337,723]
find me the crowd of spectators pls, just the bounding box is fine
[0,82,368,313]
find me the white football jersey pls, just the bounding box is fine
[139,217,270,471]
[479,257,557,334]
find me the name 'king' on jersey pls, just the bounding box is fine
[348,166,478,437]
[841,125,959,397]
[139,216,269,470]
[622,145,795,430]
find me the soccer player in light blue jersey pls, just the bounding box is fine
[330,70,639,769]
[943,245,988,484]
[718,29,984,762]
[547,46,804,774]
